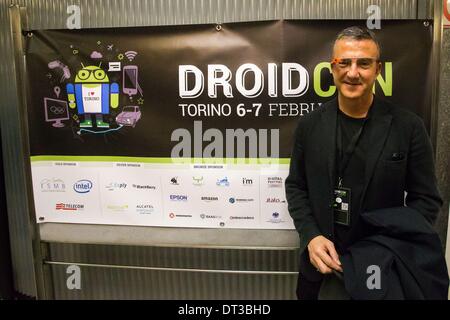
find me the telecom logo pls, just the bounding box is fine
[73,180,93,193]
[40,178,66,192]
[55,203,84,211]
[242,177,253,186]
[267,176,283,188]
[170,194,188,201]
[105,182,127,191]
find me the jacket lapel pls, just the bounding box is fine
[360,97,393,206]
[321,98,338,192]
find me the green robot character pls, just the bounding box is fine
[66,64,119,128]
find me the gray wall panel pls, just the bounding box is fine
[47,243,298,299]
[23,0,419,30]
[0,0,37,297]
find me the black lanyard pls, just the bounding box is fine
[336,115,368,188]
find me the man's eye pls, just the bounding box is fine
[358,59,372,68]
[338,60,351,67]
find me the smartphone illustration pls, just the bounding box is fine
[123,65,138,96]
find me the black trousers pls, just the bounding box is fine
[296,273,323,300]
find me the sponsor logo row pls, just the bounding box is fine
[40,179,156,193]
[53,203,284,221]
[39,176,284,193]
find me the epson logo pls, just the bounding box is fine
[170,195,188,201]
[73,180,92,193]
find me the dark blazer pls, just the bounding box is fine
[285,96,443,281]
[341,207,449,300]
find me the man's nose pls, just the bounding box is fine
[346,62,359,78]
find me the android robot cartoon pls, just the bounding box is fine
[66,64,119,128]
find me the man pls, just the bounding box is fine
[285,26,443,299]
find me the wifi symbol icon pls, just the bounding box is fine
[124,51,138,61]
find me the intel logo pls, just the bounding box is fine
[73,180,93,193]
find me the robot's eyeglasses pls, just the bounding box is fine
[331,57,380,70]
[77,69,107,80]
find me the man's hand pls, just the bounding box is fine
[307,235,343,274]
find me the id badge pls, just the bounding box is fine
[333,187,351,226]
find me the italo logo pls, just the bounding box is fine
[216,177,230,187]
[55,203,84,211]
[105,182,127,191]
[40,178,66,192]
[192,176,204,186]
[266,197,286,203]
[170,194,188,201]
[169,212,175,218]
[267,176,283,187]
[73,180,93,193]
[170,177,179,185]
[242,178,253,186]
[132,184,156,190]
[201,196,219,202]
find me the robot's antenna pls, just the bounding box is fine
[98,62,102,68]
[80,62,85,68]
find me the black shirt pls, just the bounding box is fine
[334,109,367,254]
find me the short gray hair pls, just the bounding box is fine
[334,26,381,58]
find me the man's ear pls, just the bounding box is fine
[376,61,382,76]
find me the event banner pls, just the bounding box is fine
[26,20,432,229]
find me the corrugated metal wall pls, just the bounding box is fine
[0,0,439,299]
[46,243,298,299]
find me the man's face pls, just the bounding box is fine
[331,39,381,100]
